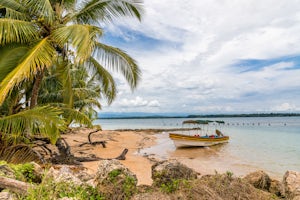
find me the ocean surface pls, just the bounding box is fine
[94,117,300,179]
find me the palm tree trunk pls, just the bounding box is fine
[30,70,44,109]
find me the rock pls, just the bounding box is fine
[269,179,283,196]
[0,165,15,179]
[151,159,198,186]
[0,192,16,200]
[58,197,78,200]
[283,171,300,199]
[30,162,43,183]
[44,166,83,186]
[93,159,137,199]
[243,170,271,191]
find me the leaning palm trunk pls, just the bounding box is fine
[30,69,44,109]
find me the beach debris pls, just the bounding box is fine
[0,176,31,195]
[151,159,198,187]
[94,159,137,199]
[0,144,45,164]
[282,170,300,199]
[79,129,107,148]
[243,170,271,191]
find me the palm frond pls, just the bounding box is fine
[55,60,74,107]
[0,144,44,164]
[0,19,39,44]
[94,42,141,90]
[0,38,56,105]
[61,107,93,127]
[0,106,66,144]
[24,0,55,25]
[88,57,117,104]
[73,87,100,99]
[51,24,102,63]
[53,0,76,10]
[4,8,29,20]
[0,0,26,13]
[0,44,29,82]
[73,0,143,24]
[74,99,101,110]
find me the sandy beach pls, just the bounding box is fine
[62,128,158,185]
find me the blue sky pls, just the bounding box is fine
[99,0,300,114]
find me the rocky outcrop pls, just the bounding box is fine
[151,159,198,186]
[44,166,83,186]
[0,165,15,179]
[0,191,16,200]
[283,171,300,199]
[243,170,271,191]
[269,179,283,196]
[93,159,137,199]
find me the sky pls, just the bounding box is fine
[99,0,300,115]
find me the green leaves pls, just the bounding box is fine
[0,19,39,44]
[0,0,144,145]
[0,38,56,105]
[24,0,55,25]
[74,0,144,24]
[94,42,141,90]
[0,106,66,144]
[52,24,102,63]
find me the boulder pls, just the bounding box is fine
[94,159,137,199]
[44,166,83,186]
[0,165,15,179]
[29,162,43,183]
[269,179,283,196]
[0,191,16,200]
[283,171,300,199]
[151,159,198,186]
[243,170,271,191]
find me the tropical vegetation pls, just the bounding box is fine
[0,0,143,159]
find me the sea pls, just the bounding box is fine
[94,116,300,179]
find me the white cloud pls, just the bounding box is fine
[117,96,160,108]
[101,1,300,113]
[272,103,298,112]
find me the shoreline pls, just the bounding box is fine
[63,128,283,185]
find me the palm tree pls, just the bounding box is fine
[0,0,143,144]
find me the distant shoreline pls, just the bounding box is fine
[98,113,300,119]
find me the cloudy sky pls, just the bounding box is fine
[100,0,300,114]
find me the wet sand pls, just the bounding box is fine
[62,128,281,186]
[62,128,157,185]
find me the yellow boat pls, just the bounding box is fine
[169,120,229,148]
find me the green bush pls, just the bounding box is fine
[11,163,36,183]
[20,178,104,200]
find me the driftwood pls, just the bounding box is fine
[0,176,31,194]
[51,137,128,164]
[75,148,129,162]
[79,129,107,148]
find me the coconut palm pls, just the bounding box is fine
[0,0,142,107]
[0,0,143,144]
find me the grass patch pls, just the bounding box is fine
[19,178,104,200]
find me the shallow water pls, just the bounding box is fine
[95,117,300,179]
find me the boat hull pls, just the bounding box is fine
[169,133,229,148]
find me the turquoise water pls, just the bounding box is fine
[94,117,300,178]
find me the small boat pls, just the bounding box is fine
[169,120,229,148]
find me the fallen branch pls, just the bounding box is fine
[75,148,129,162]
[0,176,32,195]
[79,141,107,148]
[79,129,106,148]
